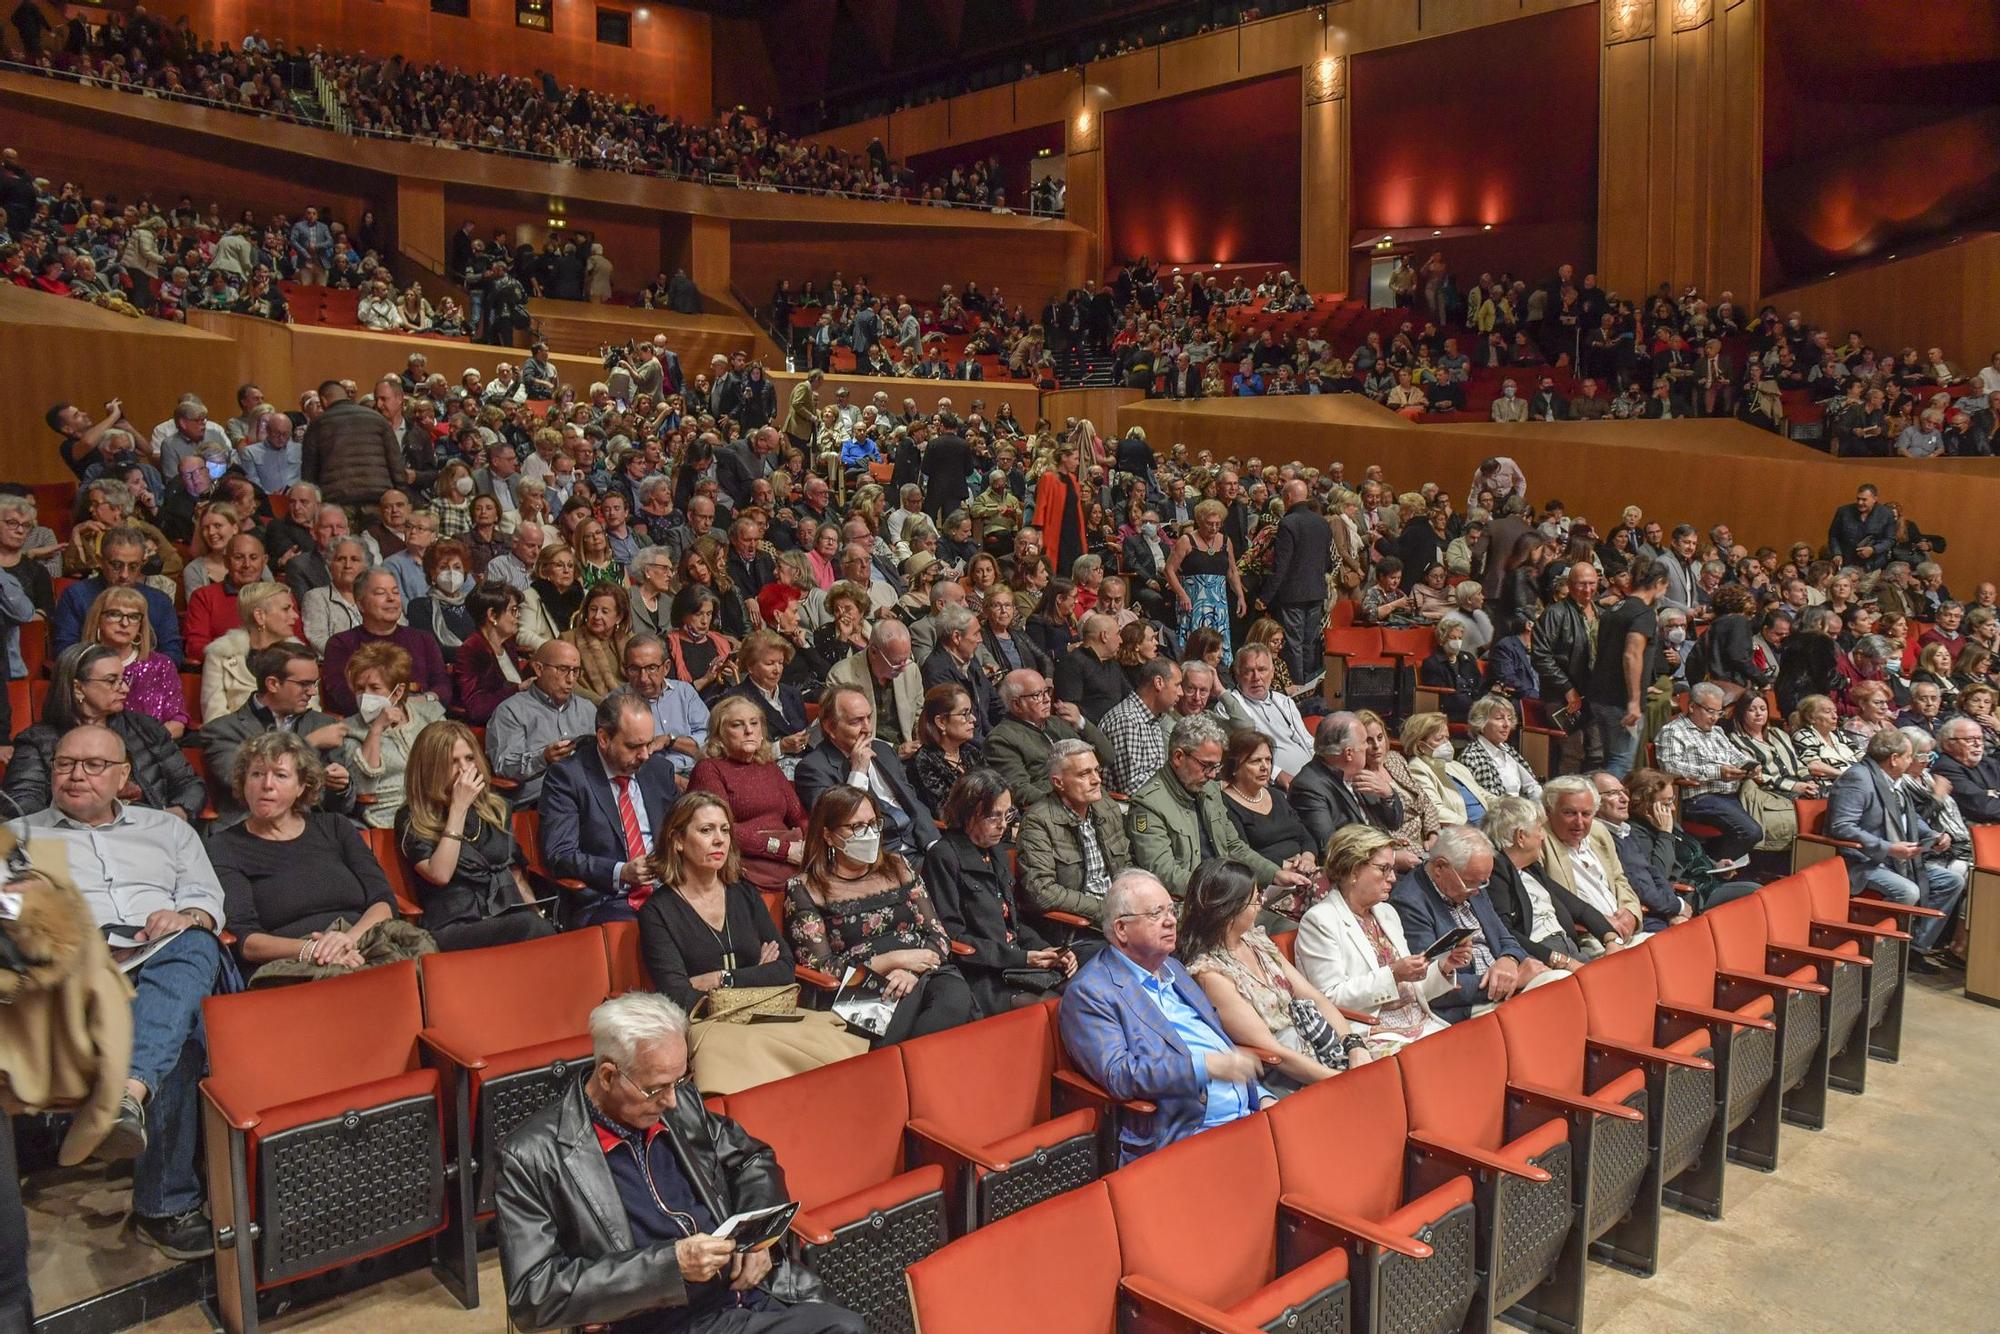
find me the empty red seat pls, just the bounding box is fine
[1396,1014,1582,1330]
[1266,1057,1479,1334]
[724,1047,945,1330]
[1703,894,1832,1131]
[361,826,425,921]
[1107,1115,1351,1331]
[601,919,648,994]
[900,1001,1100,1230]
[1646,920,1784,1178]
[1758,874,1877,1096]
[906,1180,1123,1333]
[201,961,453,1332]
[1570,943,1721,1231]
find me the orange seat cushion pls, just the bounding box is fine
[1595,1067,1647,1107]
[1227,1245,1351,1327]
[1733,993,1776,1022]
[1666,1027,1714,1057]
[975,1108,1098,1174]
[1380,1175,1474,1237]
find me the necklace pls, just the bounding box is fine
[675,885,735,972]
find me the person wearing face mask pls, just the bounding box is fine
[338,641,447,829]
[1490,378,1528,423]
[1120,507,1172,618]
[787,784,974,1045]
[1418,619,1481,723]
[404,539,477,650]
[1398,712,1492,826]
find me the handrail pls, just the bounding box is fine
[0,56,1065,219]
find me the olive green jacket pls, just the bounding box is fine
[1124,769,1281,898]
[1017,795,1131,923]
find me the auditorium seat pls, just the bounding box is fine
[1571,943,1721,1234]
[601,918,649,994]
[1323,625,1397,714]
[417,926,611,1277]
[1264,1057,1480,1334]
[361,826,425,921]
[1798,857,1917,1062]
[1105,1115,1351,1333]
[1757,874,1876,1097]
[899,1000,1101,1231]
[200,960,452,1333]
[724,1047,946,1331]
[1395,1014,1584,1332]
[1495,977,1658,1276]
[1645,920,1785,1179]
[1703,895,1832,1132]
[905,1181,1124,1334]
[1790,796,1850,870]
[1966,826,2000,1007]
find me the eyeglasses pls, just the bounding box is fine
[1116,905,1178,925]
[1020,687,1053,701]
[80,673,128,689]
[945,708,978,721]
[53,756,129,777]
[541,663,582,676]
[836,820,883,838]
[615,1066,678,1103]
[100,609,144,625]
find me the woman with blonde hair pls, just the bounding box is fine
[562,583,633,701]
[519,544,584,650]
[399,720,555,950]
[641,792,865,1092]
[1165,497,1245,659]
[200,580,301,723]
[1294,825,1466,1050]
[1397,711,1491,826]
[84,584,189,737]
[183,500,249,598]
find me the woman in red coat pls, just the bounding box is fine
[687,694,808,891]
[1033,439,1090,577]
[451,582,530,726]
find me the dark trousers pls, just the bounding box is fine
[686,1302,868,1333]
[1276,601,1322,685]
[431,910,556,952]
[0,1114,29,1333]
[1681,793,1764,862]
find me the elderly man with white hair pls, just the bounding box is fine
[1652,681,1765,862]
[1534,775,1651,938]
[1018,737,1132,929]
[825,618,922,751]
[495,992,865,1333]
[1389,824,1553,1022]
[1826,727,1966,965]
[1220,641,1314,782]
[1929,714,2000,824]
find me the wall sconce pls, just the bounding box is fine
[1307,54,1345,103]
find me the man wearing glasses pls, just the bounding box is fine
[496,993,864,1332]
[984,668,1114,809]
[201,642,352,829]
[52,527,182,661]
[487,640,597,806]
[1389,825,1550,1023]
[1652,681,1765,863]
[21,725,227,1260]
[1058,869,1270,1163]
[1126,712,1313,906]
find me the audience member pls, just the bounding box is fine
[83,585,188,737]
[1825,728,1966,964]
[321,568,453,714]
[1389,825,1551,1022]
[199,642,351,830]
[687,695,808,892]
[1018,738,1133,930]
[486,640,598,805]
[397,720,556,951]
[1126,712,1312,902]
[6,644,203,818]
[540,690,682,926]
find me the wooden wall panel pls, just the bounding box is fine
[1159,29,1243,100]
[395,179,447,279]
[949,85,1019,146]
[1670,21,1713,294]
[895,100,955,158]
[731,223,1074,314]
[1043,388,1145,434]
[1598,36,1655,296]
[1714,0,1763,299]
[1762,233,2000,370]
[1015,74,1080,129]
[1301,97,1350,296]
[1239,9,1323,75]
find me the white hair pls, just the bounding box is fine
[1541,774,1600,819]
[1102,869,1168,938]
[1429,824,1492,872]
[1047,737,1097,780]
[589,993,689,1068]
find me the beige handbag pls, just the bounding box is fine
[694,984,801,1024]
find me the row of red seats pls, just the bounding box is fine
[907,858,1930,1332]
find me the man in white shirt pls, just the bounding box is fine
[21,725,227,1258]
[1220,643,1314,782]
[482,523,543,592]
[1977,352,2000,399]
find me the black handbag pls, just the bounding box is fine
[1289,997,1349,1072]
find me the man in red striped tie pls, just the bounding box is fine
[540,690,682,926]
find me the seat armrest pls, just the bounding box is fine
[1279,1192,1433,1259]
[1717,967,1828,997]
[1768,941,1870,970]
[1508,1080,1646,1123]
[1051,1067,1156,1117]
[1337,1006,1379,1027]
[906,1118,1011,1174]
[789,1208,837,1248]
[198,1080,263,1134]
[417,1029,490,1074]
[795,964,842,992]
[1587,1035,1713,1072]
[1657,1000,1777,1033]
[1797,831,1862,851]
[1811,916,1907,943]
[1407,1130,1551,1182]
[1851,896,1946,920]
[1042,910,1093,929]
[948,940,975,957]
[1119,1275,1266,1334]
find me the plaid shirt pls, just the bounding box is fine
[1653,716,1741,797]
[1099,692,1167,795]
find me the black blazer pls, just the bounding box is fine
[793,738,938,855]
[1389,865,1526,1021]
[923,830,1048,1014]
[719,680,810,742]
[1484,854,1616,964]
[5,711,205,818]
[921,433,975,519]
[921,647,999,734]
[1287,758,1403,853]
[1262,505,1334,608]
[978,627,1053,682]
[714,441,765,508]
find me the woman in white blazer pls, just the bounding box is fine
[1295,826,1469,1051]
[1400,712,1496,826]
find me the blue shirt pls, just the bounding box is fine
[1107,947,1256,1128]
[642,680,710,776]
[384,549,430,605]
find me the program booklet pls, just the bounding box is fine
[712,1201,799,1252]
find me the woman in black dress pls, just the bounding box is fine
[398,721,556,951]
[1419,619,1482,722]
[923,770,1077,1016]
[1216,728,1318,871]
[639,792,863,1093]
[910,684,982,814]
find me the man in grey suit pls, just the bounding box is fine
[200,642,352,829]
[1254,479,1333,683]
[1826,728,1965,961]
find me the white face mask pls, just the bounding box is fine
[1666,626,1688,646]
[1432,740,1455,760]
[434,568,465,595]
[1502,386,1517,398]
[454,475,475,497]
[840,828,881,865]
[1141,522,1159,540]
[357,692,394,722]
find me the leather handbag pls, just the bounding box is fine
[694,984,800,1024]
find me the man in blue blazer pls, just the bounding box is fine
[1389,825,1545,1022]
[1826,729,1964,956]
[794,684,937,859]
[1058,869,1266,1164]
[540,690,681,926]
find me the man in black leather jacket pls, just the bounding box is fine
[496,994,863,1334]
[1532,562,1604,773]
